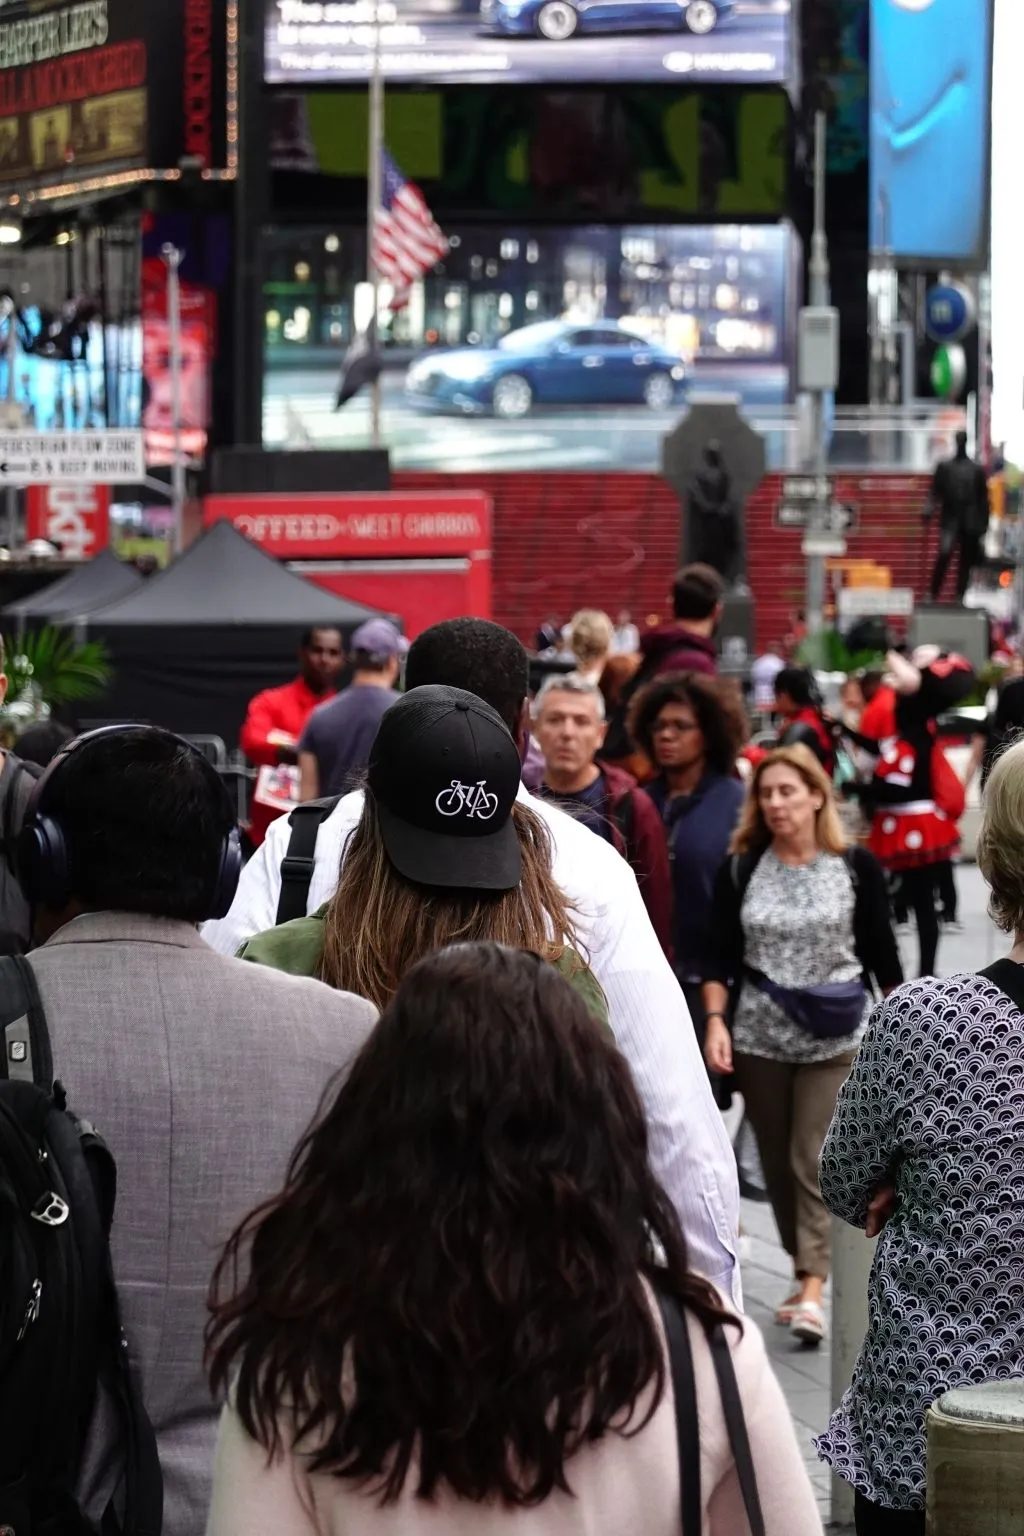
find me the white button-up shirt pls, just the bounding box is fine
[203,787,741,1307]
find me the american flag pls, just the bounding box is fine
[372,150,448,311]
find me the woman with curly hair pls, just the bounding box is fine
[630,672,748,1065]
[206,943,822,1536]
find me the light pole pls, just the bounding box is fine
[800,111,841,656]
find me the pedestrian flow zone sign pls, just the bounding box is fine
[0,431,144,486]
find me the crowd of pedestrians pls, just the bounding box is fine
[3,585,1022,1536]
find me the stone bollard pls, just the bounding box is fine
[927,1379,1024,1534]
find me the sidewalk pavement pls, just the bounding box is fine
[738,862,999,1532]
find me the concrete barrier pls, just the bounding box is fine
[927,1379,1024,1534]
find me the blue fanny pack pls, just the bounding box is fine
[745,968,867,1041]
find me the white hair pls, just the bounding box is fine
[533,671,606,722]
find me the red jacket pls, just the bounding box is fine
[240,676,337,845]
[600,763,674,960]
[639,622,718,679]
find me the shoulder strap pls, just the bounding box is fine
[654,1289,702,1536]
[730,850,761,899]
[708,1326,766,1536]
[276,796,341,926]
[0,954,52,1088]
[842,848,860,893]
[980,959,1024,1013]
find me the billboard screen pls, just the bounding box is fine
[265,0,791,87]
[870,0,993,265]
[262,220,796,473]
[0,0,229,190]
[270,86,790,221]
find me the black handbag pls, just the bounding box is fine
[654,1287,766,1536]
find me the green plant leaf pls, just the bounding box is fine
[1,625,112,709]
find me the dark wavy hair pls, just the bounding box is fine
[207,943,737,1507]
[628,671,748,777]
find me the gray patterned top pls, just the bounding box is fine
[816,972,1024,1509]
[731,850,870,1064]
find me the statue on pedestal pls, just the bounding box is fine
[686,439,742,583]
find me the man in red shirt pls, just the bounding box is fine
[859,668,898,743]
[240,627,343,845]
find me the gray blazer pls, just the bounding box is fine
[27,911,378,1536]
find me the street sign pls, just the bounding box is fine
[924,282,976,345]
[0,431,144,486]
[802,532,847,559]
[775,476,858,534]
[837,586,915,620]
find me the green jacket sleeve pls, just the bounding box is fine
[236,909,327,979]
[554,949,613,1041]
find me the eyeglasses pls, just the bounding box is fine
[652,719,701,735]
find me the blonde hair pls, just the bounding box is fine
[730,744,848,857]
[569,609,615,670]
[319,793,583,1009]
[977,735,1024,934]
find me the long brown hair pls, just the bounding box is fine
[319,791,582,1007]
[207,944,738,1506]
[731,743,848,857]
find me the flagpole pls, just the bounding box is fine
[367,0,384,448]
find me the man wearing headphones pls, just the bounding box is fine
[16,726,377,1536]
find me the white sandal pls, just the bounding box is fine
[790,1300,826,1347]
[774,1291,803,1326]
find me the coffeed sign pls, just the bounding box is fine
[0,0,228,187]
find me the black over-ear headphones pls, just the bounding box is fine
[16,725,243,920]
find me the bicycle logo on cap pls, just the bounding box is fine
[436,779,499,821]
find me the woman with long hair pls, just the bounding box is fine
[206,943,822,1536]
[817,738,1024,1534]
[630,671,748,1070]
[702,747,902,1348]
[238,684,607,1025]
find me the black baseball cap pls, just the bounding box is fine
[368,685,522,891]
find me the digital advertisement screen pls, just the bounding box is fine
[265,0,791,87]
[870,0,993,265]
[262,221,795,473]
[270,86,790,220]
[0,0,228,190]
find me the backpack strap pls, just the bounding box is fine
[654,1288,702,1536]
[276,797,341,926]
[980,959,1024,1013]
[708,1325,766,1536]
[0,954,52,1089]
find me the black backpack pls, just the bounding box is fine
[0,956,163,1535]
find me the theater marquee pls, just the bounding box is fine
[0,0,231,190]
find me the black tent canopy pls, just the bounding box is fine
[81,520,386,741]
[2,549,143,623]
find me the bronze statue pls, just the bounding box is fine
[686,440,742,583]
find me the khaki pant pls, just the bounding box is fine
[733,1050,856,1281]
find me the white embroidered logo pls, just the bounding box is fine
[435,779,499,821]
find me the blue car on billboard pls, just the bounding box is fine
[479,0,733,42]
[405,320,686,419]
